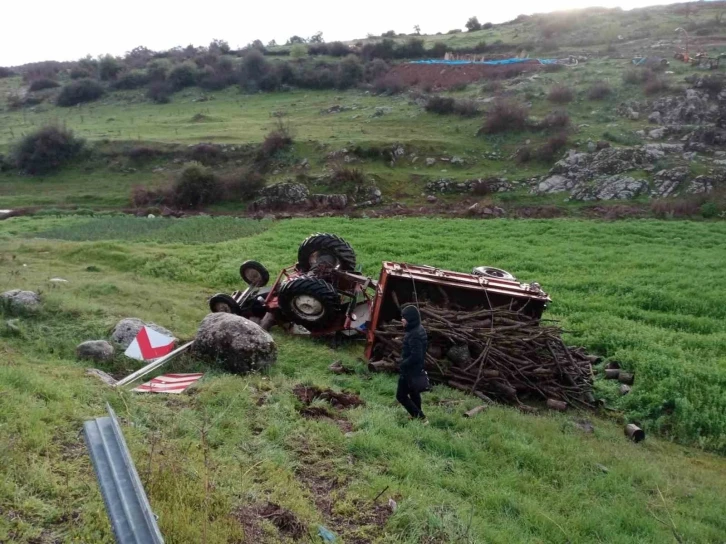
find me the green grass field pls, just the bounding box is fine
[1,215,725,543]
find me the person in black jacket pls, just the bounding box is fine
[397,305,428,421]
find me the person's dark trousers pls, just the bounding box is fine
[397,375,425,419]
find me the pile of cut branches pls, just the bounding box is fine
[369,304,599,410]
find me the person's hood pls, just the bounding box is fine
[402,305,421,330]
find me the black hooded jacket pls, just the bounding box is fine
[400,305,427,377]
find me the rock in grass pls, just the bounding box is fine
[111,318,176,349]
[193,313,276,374]
[1,290,41,312]
[76,340,115,362]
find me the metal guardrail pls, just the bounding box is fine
[84,403,164,544]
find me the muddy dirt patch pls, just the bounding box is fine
[234,501,306,541]
[293,385,365,409]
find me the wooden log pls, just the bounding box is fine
[618,372,634,385]
[624,424,645,442]
[473,391,495,404]
[546,399,568,411]
[619,384,631,396]
[605,361,621,370]
[368,360,397,373]
[328,360,353,374]
[464,405,488,418]
[604,369,621,380]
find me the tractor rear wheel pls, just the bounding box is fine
[297,233,356,272]
[278,277,341,330]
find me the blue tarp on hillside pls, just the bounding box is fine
[410,58,558,66]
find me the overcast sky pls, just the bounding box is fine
[3,0,678,66]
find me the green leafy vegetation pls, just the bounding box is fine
[1,216,725,543]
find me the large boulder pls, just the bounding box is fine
[251,182,309,211]
[570,176,649,201]
[111,318,176,349]
[77,340,115,362]
[193,313,277,374]
[1,290,41,312]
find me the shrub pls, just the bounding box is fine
[131,185,173,207]
[12,125,84,174]
[364,59,389,82]
[425,96,456,114]
[188,143,223,165]
[372,74,408,94]
[515,146,533,164]
[112,70,150,90]
[239,50,270,91]
[538,110,571,130]
[543,63,564,73]
[126,146,160,161]
[0,67,15,78]
[260,120,293,158]
[328,42,351,57]
[146,81,174,104]
[698,75,724,96]
[69,67,92,80]
[429,42,448,58]
[167,62,198,90]
[466,16,482,32]
[172,163,222,209]
[337,55,364,90]
[56,79,105,106]
[644,77,669,96]
[98,55,122,81]
[548,84,574,104]
[330,165,366,187]
[425,96,479,117]
[28,78,60,91]
[482,22,493,30]
[146,59,171,81]
[479,99,528,134]
[536,133,569,161]
[221,168,266,200]
[290,44,308,59]
[700,201,720,218]
[587,80,612,100]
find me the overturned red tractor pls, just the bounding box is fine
[208,233,551,348]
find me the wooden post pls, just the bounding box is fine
[546,399,567,411]
[619,384,631,395]
[464,405,488,418]
[618,372,634,385]
[604,369,621,380]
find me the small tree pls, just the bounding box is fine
[12,125,85,174]
[466,16,482,32]
[309,31,324,44]
[209,39,230,54]
[290,44,308,59]
[98,55,122,81]
[286,35,306,45]
[57,79,105,106]
[414,25,421,35]
[267,39,278,47]
[173,162,222,209]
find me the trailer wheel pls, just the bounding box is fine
[239,260,270,287]
[297,233,356,272]
[472,266,517,281]
[278,277,341,330]
[209,294,242,315]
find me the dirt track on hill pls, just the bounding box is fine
[385,61,545,89]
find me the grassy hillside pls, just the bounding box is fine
[1,215,726,543]
[2,2,725,215]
